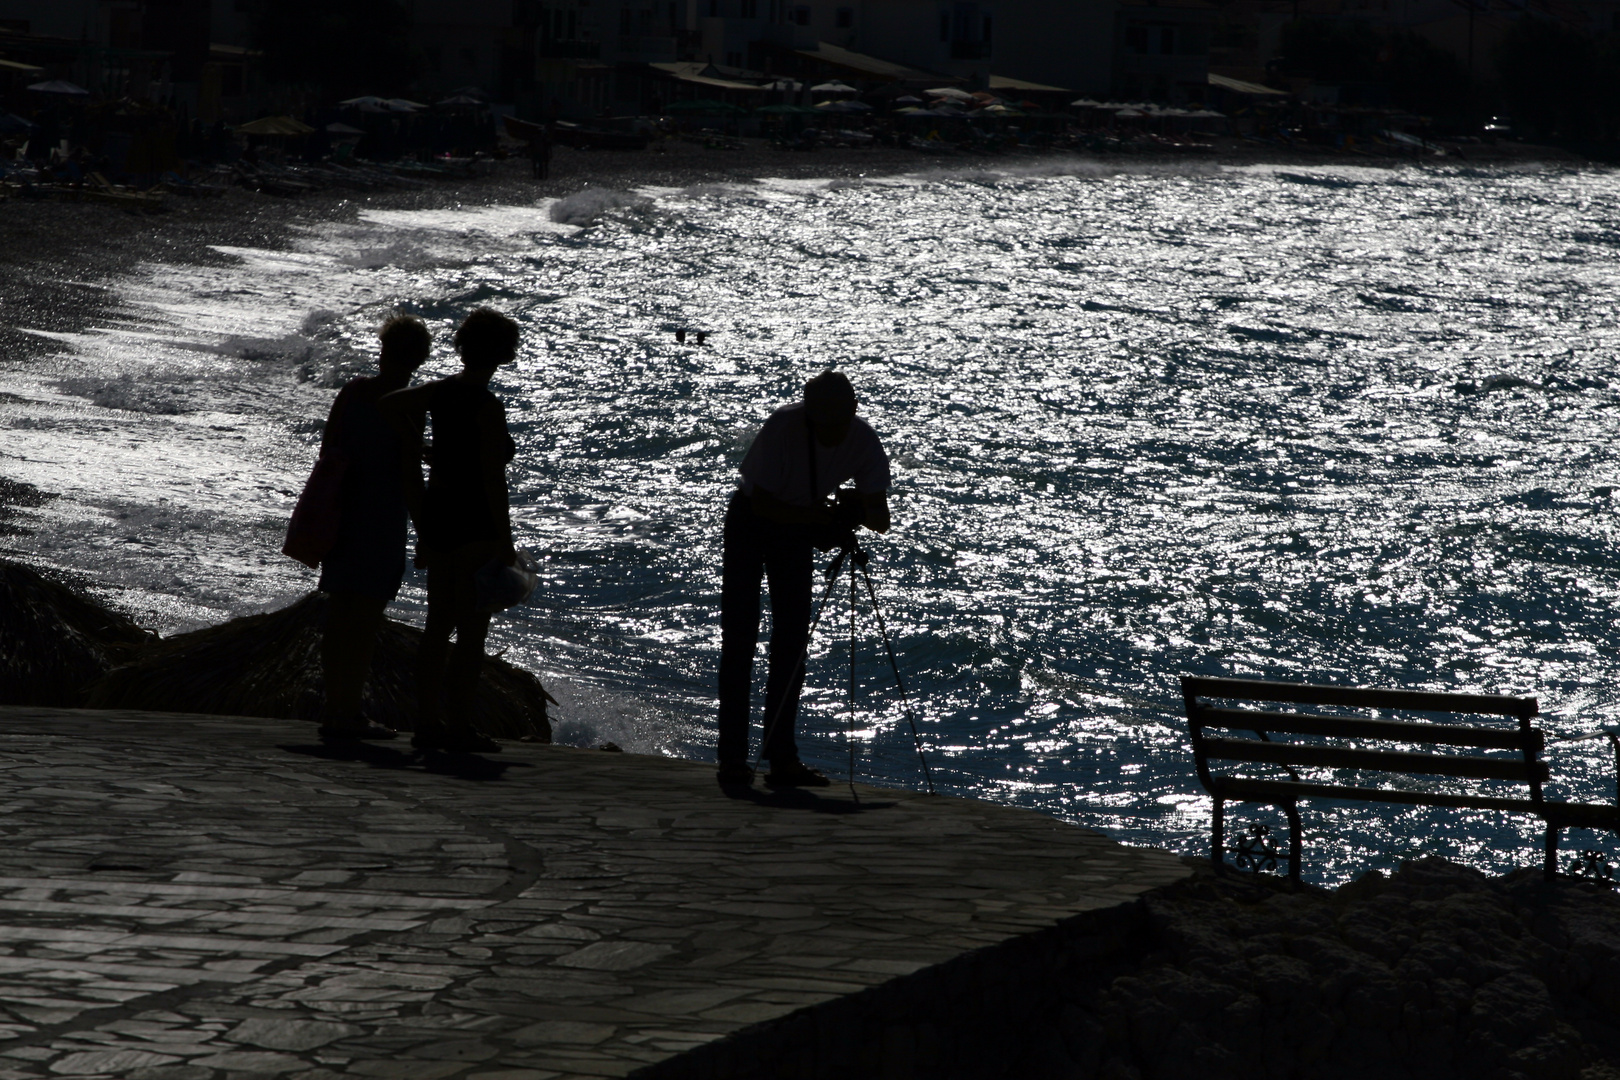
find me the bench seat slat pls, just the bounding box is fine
[1540,802,1620,829]
[1183,676,1537,718]
[1209,776,1545,814]
[1201,736,1551,782]
[1195,707,1542,751]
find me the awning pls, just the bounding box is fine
[648,62,765,92]
[1208,73,1287,96]
[0,59,45,75]
[790,41,938,82]
[236,115,315,136]
[988,74,1070,93]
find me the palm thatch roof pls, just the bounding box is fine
[0,559,156,707]
[87,592,552,741]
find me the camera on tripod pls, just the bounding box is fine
[830,487,865,527]
[808,488,864,553]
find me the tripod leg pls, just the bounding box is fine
[848,556,858,799]
[852,550,937,795]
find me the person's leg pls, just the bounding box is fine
[444,565,492,733]
[415,558,455,737]
[760,528,813,767]
[717,491,765,767]
[321,591,388,730]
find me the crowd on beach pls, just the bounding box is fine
[298,308,889,788]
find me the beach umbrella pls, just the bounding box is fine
[925,86,974,101]
[895,95,923,104]
[817,99,872,113]
[386,98,427,112]
[86,592,555,740]
[339,95,390,108]
[0,559,155,708]
[1186,108,1226,118]
[27,79,88,96]
[0,113,36,134]
[436,94,484,107]
[811,80,858,94]
[325,122,365,135]
[1071,98,1102,107]
[235,115,316,136]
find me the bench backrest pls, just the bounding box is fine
[1181,676,1548,804]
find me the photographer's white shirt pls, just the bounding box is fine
[738,402,890,508]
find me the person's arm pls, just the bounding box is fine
[378,382,434,552]
[477,397,517,565]
[749,485,837,527]
[318,382,358,457]
[861,492,890,534]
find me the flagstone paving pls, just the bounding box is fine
[0,706,1190,1079]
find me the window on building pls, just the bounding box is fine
[835,6,853,27]
[742,0,758,16]
[1125,24,1148,53]
[791,4,810,24]
[982,12,991,42]
[940,11,950,40]
[621,7,633,33]
[462,46,478,67]
[726,50,743,64]
[709,0,718,13]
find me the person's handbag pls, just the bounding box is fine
[475,549,541,613]
[281,452,347,569]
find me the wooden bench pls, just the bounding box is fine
[1180,676,1620,883]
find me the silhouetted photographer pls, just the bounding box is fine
[717,370,891,788]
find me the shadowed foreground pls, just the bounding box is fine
[0,706,1188,1079]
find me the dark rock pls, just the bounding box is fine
[86,591,552,740]
[0,558,155,706]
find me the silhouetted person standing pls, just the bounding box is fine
[317,314,432,740]
[717,371,891,787]
[381,309,521,753]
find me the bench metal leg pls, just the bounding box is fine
[1212,798,1225,873]
[1545,822,1558,882]
[1286,802,1302,886]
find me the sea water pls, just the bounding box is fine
[7,159,1620,884]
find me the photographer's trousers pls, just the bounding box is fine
[718,490,812,766]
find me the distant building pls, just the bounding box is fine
[0,0,210,109]
[1114,0,1216,103]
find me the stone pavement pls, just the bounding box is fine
[0,706,1190,1080]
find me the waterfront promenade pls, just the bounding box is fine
[0,706,1189,1078]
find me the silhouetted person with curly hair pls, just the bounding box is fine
[381,308,521,753]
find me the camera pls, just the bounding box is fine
[831,487,865,527]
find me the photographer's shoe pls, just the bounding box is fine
[764,760,831,788]
[716,761,755,787]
